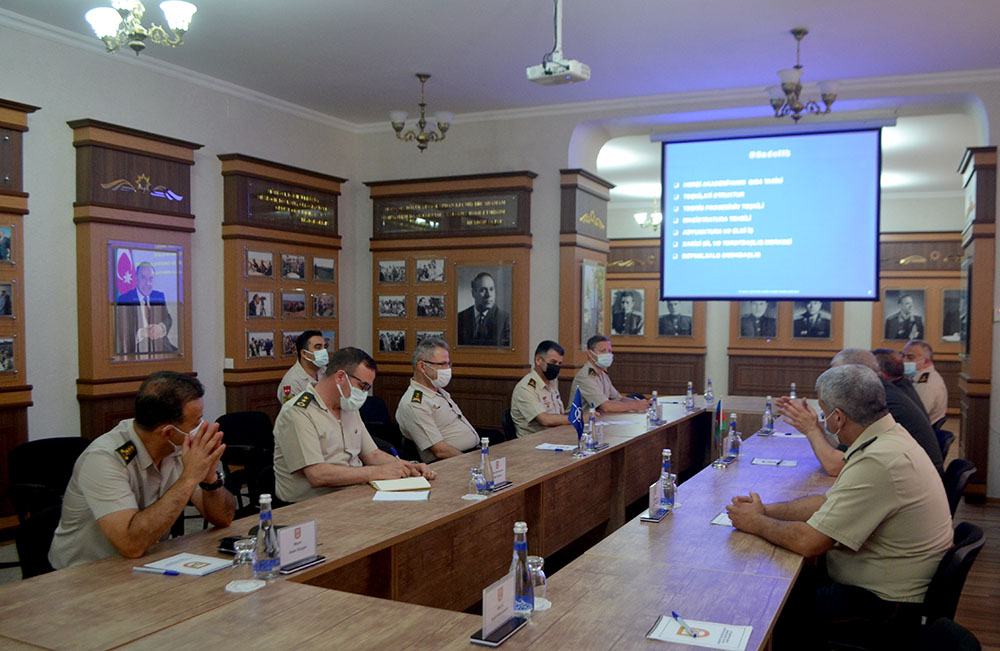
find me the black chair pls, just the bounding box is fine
[399,435,422,462]
[360,395,404,452]
[252,465,290,510]
[8,436,92,579]
[215,411,274,518]
[943,459,977,517]
[478,427,506,445]
[922,522,986,623]
[920,618,981,651]
[937,430,956,460]
[501,409,517,442]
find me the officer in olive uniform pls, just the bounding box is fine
[568,335,650,413]
[511,340,569,437]
[277,330,327,405]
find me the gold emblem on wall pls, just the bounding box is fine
[100,173,184,201]
[578,209,605,230]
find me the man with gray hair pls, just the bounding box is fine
[777,348,942,476]
[728,364,952,648]
[903,339,948,426]
[396,337,480,462]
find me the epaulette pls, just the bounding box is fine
[116,441,137,465]
[917,373,929,384]
[527,378,537,388]
[294,392,315,408]
[411,390,423,404]
[588,367,597,376]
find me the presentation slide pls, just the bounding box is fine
[660,129,880,300]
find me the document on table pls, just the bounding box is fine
[647,615,752,650]
[143,553,232,576]
[599,418,639,424]
[751,458,798,467]
[771,430,806,438]
[535,443,575,451]
[710,511,733,527]
[372,490,430,502]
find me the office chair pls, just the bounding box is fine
[936,429,955,460]
[922,522,986,622]
[501,409,517,442]
[215,411,274,517]
[943,459,976,516]
[920,618,981,651]
[360,395,404,452]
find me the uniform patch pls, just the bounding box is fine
[116,441,137,465]
[588,367,597,376]
[917,373,929,384]
[411,390,423,404]
[528,378,537,388]
[294,392,315,408]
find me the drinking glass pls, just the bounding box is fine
[224,538,266,593]
[527,555,550,610]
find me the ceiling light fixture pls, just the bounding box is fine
[85,1,196,55]
[766,28,838,122]
[634,202,663,230]
[389,74,453,153]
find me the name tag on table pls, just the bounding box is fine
[482,571,515,638]
[711,511,733,527]
[751,458,798,467]
[491,457,507,485]
[278,520,317,568]
[773,431,806,438]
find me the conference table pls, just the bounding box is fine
[0,398,833,650]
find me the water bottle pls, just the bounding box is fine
[253,494,280,579]
[704,379,715,407]
[480,437,494,491]
[660,449,674,513]
[509,521,534,618]
[588,404,596,435]
[763,395,774,434]
[725,413,742,459]
[789,382,797,400]
[648,390,659,426]
[664,473,677,512]
[684,381,695,412]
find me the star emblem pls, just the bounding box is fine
[135,174,151,193]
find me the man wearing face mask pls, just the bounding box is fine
[277,330,328,405]
[902,340,948,426]
[510,340,570,437]
[49,371,235,569]
[568,335,650,414]
[396,338,480,462]
[777,348,942,477]
[273,347,435,502]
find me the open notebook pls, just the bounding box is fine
[369,476,432,491]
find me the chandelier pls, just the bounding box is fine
[85,1,197,55]
[767,28,838,122]
[390,74,453,152]
[634,203,663,230]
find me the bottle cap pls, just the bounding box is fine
[259,493,271,504]
[662,448,672,458]
[513,521,528,534]
[481,436,489,446]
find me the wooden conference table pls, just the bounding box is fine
[0,399,833,650]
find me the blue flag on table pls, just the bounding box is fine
[569,387,584,439]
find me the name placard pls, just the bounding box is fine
[278,520,317,568]
[491,457,507,485]
[482,571,515,638]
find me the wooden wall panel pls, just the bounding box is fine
[374,371,517,432]
[728,354,831,400]
[0,407,27,513]
[223,380,281,425]
[607,351,705,398]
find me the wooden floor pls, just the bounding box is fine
[954,498,1000,650]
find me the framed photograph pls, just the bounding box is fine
[378,329,406,352]
[581,260,606,346]
[611,288,644,336]
[378,260,406,283]
[416,295,445,318]
[378,295,406,318]
[792,300,833,339]
[321,329,336,351]
[313,293,336,318]
[246,290,274,318]
[0,337,13,372]
[415,258,444,282]
[246,250,273,278]
[0,225,13,264]
[883,289,925,340]
[416,330,445,344]
[456,264,512,347]
[658,299,694,336]
[247,331,275,358]
[942,289,964,342]
[0,282,12,318]
[110,243,181,357]
[281,253,307,280]
[313,257,335,282]
[281,330,303,356]
[738,300,777,338]
[281,291,307,317]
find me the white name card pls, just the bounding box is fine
[482,571,515,638]
[278,520,317,568]
[491,457,507,485]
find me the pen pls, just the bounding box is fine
[672,611,695,637]
[390,446,400,458]
[132,566,180,576]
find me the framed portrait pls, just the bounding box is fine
[281,291,307,317]
[455,264,513,347]
[281,253,307,280]
[247,331,275,358]
[941,289,964,342]
[313,257,335,282]
[738,300,777,338]
[378,295,406,318]
[610,288,644,336]
[378,329,406,352]
[882,289,925,341]
[313,293,336,318]
[378,260,406,283]
[0,281,12,318]
[581,260,606,346]
[321,329,336,350]
[0,225,13,264]
[658,299,694,336]
[792,300,833,339]
[281,330,303,356]
[246,290,274,318]
[416,295,445,318]
[415,258,444,282]
[246,250,273,278]
[0,337,13,372]
[416,330,445,344]
[110,242,182,358]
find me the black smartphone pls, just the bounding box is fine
[470,617,527,647]
[278,555,326,575]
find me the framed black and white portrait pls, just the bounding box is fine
[0,337,13,372]
[281,291,307,317]
[738,300,777,338]
[658,299,694,336]
[942,289,964,342]
[247,331,275,358]
[610,288,644,336]
[281,330,303,356]
[281,253,307,280]
[246,290,273,318]
[456,264,512,347]
[416,258,444,282]
[313,293,336,318]
[313,257,335,282]
[883,290,925,341]
[246,250,273,278]
[793,300,833,339]
[0,281,12,319]
[378,295,406,318]
[416,330,445,344]
[416,295,445,318]
[378,329,406,352]
[378,260,406,283]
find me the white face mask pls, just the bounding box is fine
[337,376,368,411]
[306,348,329,369]
[902,361,917,377]
[168,418,203,451]
[594,352,613,369]
[822,410,842,444]
[427,367,452,389]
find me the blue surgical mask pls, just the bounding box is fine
[903,361,917,377]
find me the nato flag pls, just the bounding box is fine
[570,386,584,439]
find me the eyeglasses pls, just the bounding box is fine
[347,373,372,393]
[422,360,452,369]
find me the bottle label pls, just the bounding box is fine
[260,511,271,521]
[514,541,527,552]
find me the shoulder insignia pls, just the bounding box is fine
[411,390,423,404]
[917,373,929,384]
[116,441,137,465]
[588,367,597,376]
[527,378,537,388]
[294,392,315,408]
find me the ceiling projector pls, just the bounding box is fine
[526,59,591,85]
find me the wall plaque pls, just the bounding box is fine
[373,192,521,237]
[246,179,338,235]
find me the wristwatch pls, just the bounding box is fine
[199,472,224,491]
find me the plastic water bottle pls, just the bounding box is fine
[704,379,715,407]
[253,494,280,579]
[685,381,695,412]
[725,413,742,459]
[509,522,534,618]
[480,437,494,491]
[588,404,596,435]
[660,449,674,513]
[789,382,797,400]
[763,396,774,434]
[648,390,659,426]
